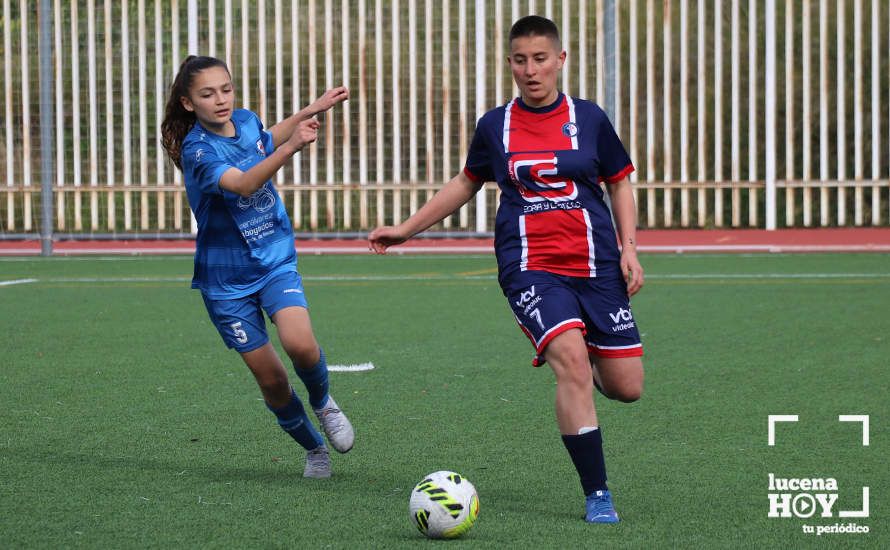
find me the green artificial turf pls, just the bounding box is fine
[1,252,887,548]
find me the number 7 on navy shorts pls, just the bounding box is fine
[504,271,643,367]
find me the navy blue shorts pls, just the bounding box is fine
[503,270,643,366]
[202,271,309,353]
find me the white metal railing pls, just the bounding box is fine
[0,0,888,236]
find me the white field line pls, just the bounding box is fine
[0,254,493,262]
[642,244,890,253]
[327,362,375,372]
[306,273,890,281]
[647,273,890,280]
[0,252,883,264]
[22,277,191,283]
[0,247,199,255]
[2,243,889,256]
[7,273,890,286]
[0,278,38,286]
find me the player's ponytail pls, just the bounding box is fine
[161,55,230,170]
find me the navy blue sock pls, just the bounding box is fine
[293,347,329,409]
[267,388,324,451]
[561,428,608,496]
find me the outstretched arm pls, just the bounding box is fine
[606,177,644,296]
[368,171,483,253]
[268,86,349,148]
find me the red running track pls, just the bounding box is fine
[1,228,889,256]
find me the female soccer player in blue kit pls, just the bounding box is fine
[162,55,353,478]
[369,17,644,522]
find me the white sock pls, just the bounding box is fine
[578,426,599,435]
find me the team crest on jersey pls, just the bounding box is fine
[194,148,206,162]
[256,139,266,157]
[561,122,579,138]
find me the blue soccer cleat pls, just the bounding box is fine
[585,490,620,523]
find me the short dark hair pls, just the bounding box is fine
[509,15,561,47]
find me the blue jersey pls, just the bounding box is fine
[181,109,297,299]
[463,93,634,285]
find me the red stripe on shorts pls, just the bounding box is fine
[587,343,644,358]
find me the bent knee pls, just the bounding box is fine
[606,383,643,403]
[613,387,643,403]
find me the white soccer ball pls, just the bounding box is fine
[408,470,480,539]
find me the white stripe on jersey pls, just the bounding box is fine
[565,95,579,150]
[582,209,597,277]
[518,214,529,271]
[502,99,515,152]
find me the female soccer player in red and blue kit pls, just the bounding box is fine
[162,56,354,479]
[370,16,644,523]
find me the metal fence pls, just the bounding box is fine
[1,0,889,238]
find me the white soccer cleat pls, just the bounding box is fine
[303,445,331,478]
[313,396,355,453]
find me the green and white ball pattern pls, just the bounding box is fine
[408,471,480,539]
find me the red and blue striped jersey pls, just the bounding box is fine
[463,93,634,283]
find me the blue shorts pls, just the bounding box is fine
[202,271,309,353]
[503,270,643,366]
